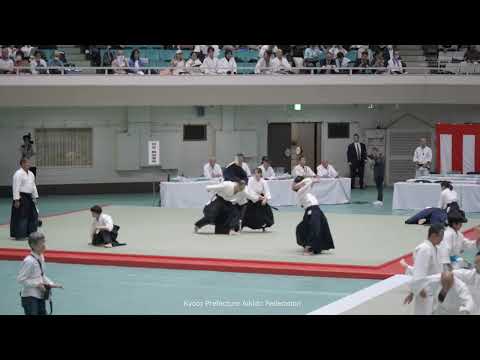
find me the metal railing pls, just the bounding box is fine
[2,64,480,76]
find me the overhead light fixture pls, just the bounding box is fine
[294,104,302,111]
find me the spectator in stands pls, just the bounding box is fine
[170,50,187,75]
[199,45,220,59]
[388,51,404,74]
[371,52,386,74]
[201,46,218,75]
[304,45,322,72]
[255,50,273,74]
[128,48,147,75]
[217,49,237,75]
[259,45,278,59]
[319,51,336,74]
[48,50,64,74]
[30,50,48,74]
[271,49,292,74]
[383,45,394,66]
[465,46,480,62]
[355,51,373,74]
[21,45,33,58]
[186,51,202,74]
[111,49,128,74]
[0,47,15,74]
[329,45,347,57]
[102,45,115,74]
[334,52,350,74]
[14,50,30,74]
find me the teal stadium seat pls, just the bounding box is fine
[346,50,357,62]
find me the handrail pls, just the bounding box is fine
[2,64,480,76]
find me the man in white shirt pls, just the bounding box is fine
[0,47,14,74]
[258,156,275,179]
[217,49,237,75]
[200,46,218,75]
[30,50,48,75]
[185,51,202,74]
[387,50,404,74]
[203,157,223,179]
[10,159,39,240]
[90,205,123,248]
[271,49,292,74]
[413,138,432,178]
[316,160,338,178]
[292,156,316,177]
[403,224,446,315]
[17,232,62,315]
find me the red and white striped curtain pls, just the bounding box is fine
[436,123,480,174]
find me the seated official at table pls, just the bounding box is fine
[203,157,223,179]
[258,156,275,179]
[292,156,316,177]
[316,160,338,178]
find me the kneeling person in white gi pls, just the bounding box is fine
[90,205,123,248]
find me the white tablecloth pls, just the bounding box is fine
[160,178,351,208]
[393,182,480,212]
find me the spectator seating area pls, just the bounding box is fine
[424,45,480,74]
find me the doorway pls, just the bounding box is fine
[268,122,322,174]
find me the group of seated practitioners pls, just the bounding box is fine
[292,156,339,178]
[405,181,463,226]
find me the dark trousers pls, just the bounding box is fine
[92,230,113,245]
[375,176,384,201]
[350,163,365,189]
[21,296,46,316]
[10,192,38,239]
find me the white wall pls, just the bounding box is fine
[1,104,480,186]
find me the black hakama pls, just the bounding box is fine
[223,164,248,183]
[92,225,125,246]
[295,205,335,254]
[195,196,242,234]
[241,200,274,230]
[10,192,39,240]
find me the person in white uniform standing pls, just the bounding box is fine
[292,156,316,177]
[403,224,445,315]
[242,168,274,231]
[316,160,338,178]
[203,157,223,179]
[402,250,480,314]
[413,138,432,178]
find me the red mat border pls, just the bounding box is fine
[0,205,477,280]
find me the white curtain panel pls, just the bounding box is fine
[440,134,452,174]
[462,135,475,174]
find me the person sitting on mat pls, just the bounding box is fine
[89,205,124,248]
[242,168,274,232]
[292,176,335,256]
[194,178,262,235]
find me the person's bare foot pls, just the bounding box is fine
[400,258,408,269]
[194,226,199,234]
[418,218,427,225]
[104,243,113,248]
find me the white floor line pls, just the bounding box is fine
[307,274,411,315]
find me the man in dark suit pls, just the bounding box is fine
[347,133,367,189]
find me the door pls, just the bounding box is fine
[268,123,292,173]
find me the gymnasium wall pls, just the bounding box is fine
[1,104,480,192]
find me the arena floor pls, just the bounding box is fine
[1,187,478,315]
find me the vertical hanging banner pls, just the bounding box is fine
[436,123,480,174]
[148,140,160,166]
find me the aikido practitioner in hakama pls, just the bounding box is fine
[241,168,274,232]
[292,176,335,255]
[89,205,124,248]
[10,159,39,240]
[194,178,263,235]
